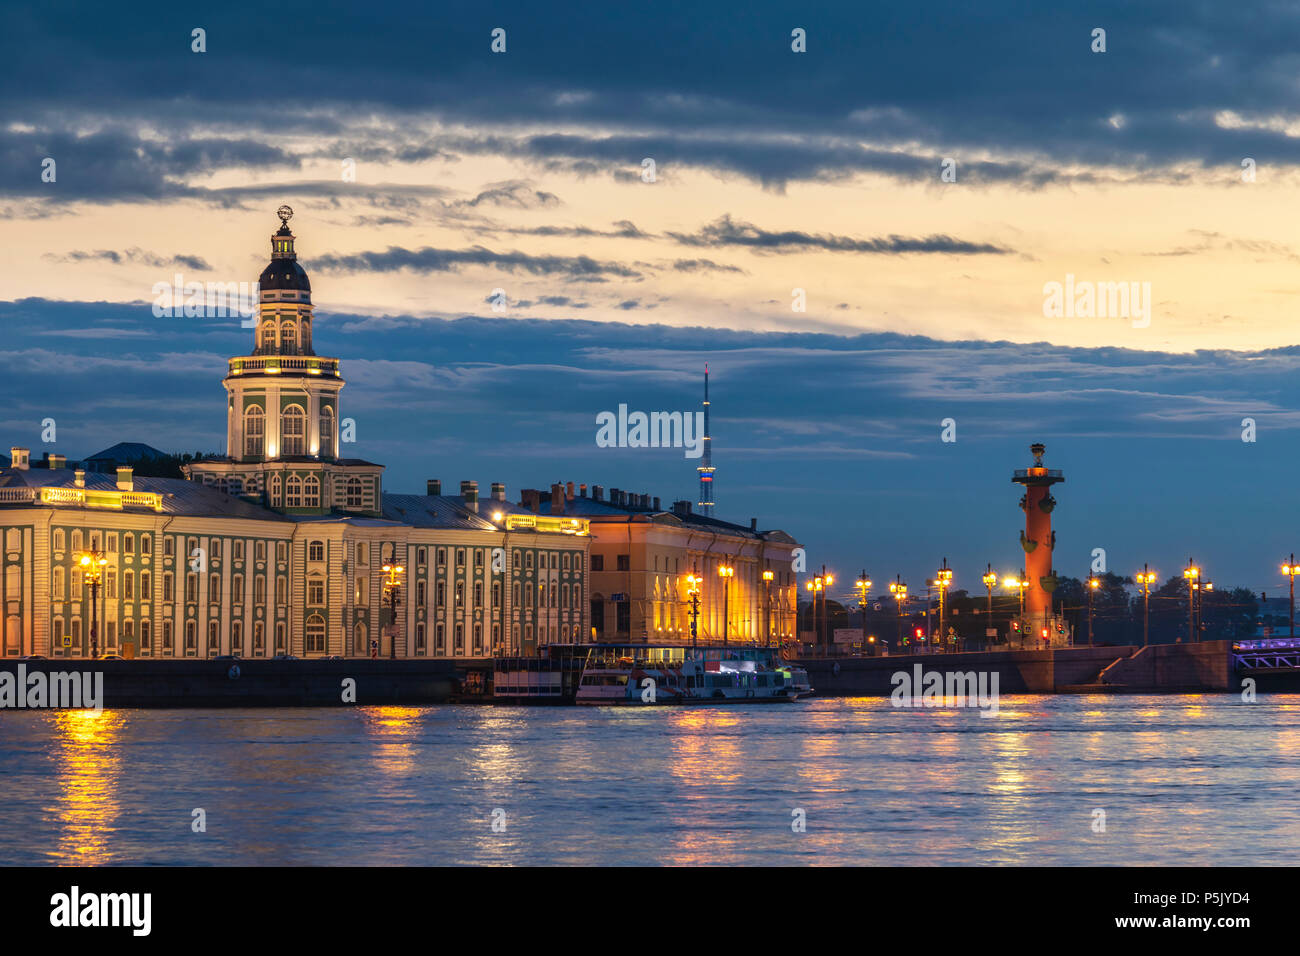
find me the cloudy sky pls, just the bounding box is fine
[4,1,1300,596]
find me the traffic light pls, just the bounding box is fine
[1012,621,1020,632]
[914,627,924,640]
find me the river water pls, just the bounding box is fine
[1,694,1296,866]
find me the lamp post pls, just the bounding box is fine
[936,559,953,654]
[686,568,702,650]
[888,575,907,648]
[1194,579,1212,640]
[1086,575,1101,646]
[982,565,997,649]
[1182,559,1200,644]
[1003,572,1028,649]
[804,576,821,653]
[1283,555,1299,637]
[77,550,107,659]
[1135,565,1157,647]
[717,564,734,645]
[762,569,774,647]
[381,562,405,659]
[855,571,872,655]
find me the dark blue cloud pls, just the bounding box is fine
[2,296,1298,592]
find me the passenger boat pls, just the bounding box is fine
[575,643,812,705]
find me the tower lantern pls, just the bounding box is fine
[1011,443,1064,638]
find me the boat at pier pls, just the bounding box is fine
[574,643,812,705]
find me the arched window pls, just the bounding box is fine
[303,473,321,507]
[53,529,65,551]
[281,320,297,354]
[260,320,277,351]
[286,475,303,508]
[281,405,305,456]
[244,405,265,457]
[354,622,367,655]
[306,613,326,654]
[269,473,281,506]
[319,406,334,457]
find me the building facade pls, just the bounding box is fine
[0,210,589,660]
[520,482,800,646]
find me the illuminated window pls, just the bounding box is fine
[260,321,276,351]
[306,614,325,653]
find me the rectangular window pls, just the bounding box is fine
[617,554,630,571]
[233,540,244,561]
[591,554,604,572]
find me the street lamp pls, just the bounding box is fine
[717,564,734,645]
[762,569,774,647]
[855,571,872,654]
[1183,559,1200,644]
[381,563,405,659]
[1135,565,1157,647]
[686,568,702,650]
[936,559,953,654]
[1003,572,1028,648]
[1282,555,1299,637]
[77,550,108,659]
[982,565,997,648]
[1086,575,1101,646]
[888,575,907,648]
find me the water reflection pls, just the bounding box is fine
[52,709,125,866]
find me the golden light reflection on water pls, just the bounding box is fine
[359,705,421,776]
[53,709,125,866]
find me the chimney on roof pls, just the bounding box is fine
[579,483,588,498]
[427,479,441,496]
[592,485,603,501]
[550,483,566,515]
[461,480,478,512]
[46,453,66,469]
[74,469,85,488]
[491,482,506,501]
[566,481,574,501]
[653,496,661,510]
[521,488,542,513]
[750,518,758,531]
[9,447,29,470]
[116,466,134,492]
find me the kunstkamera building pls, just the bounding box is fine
[0,209,798,662]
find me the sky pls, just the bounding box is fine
[3,1,1300,602]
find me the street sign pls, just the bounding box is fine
[610,592,627,602]
[62,635,72,647]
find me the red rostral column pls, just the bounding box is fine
[1011,443,1065,638]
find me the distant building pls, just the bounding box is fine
[84,442,169,474]
[519,483,800,645]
